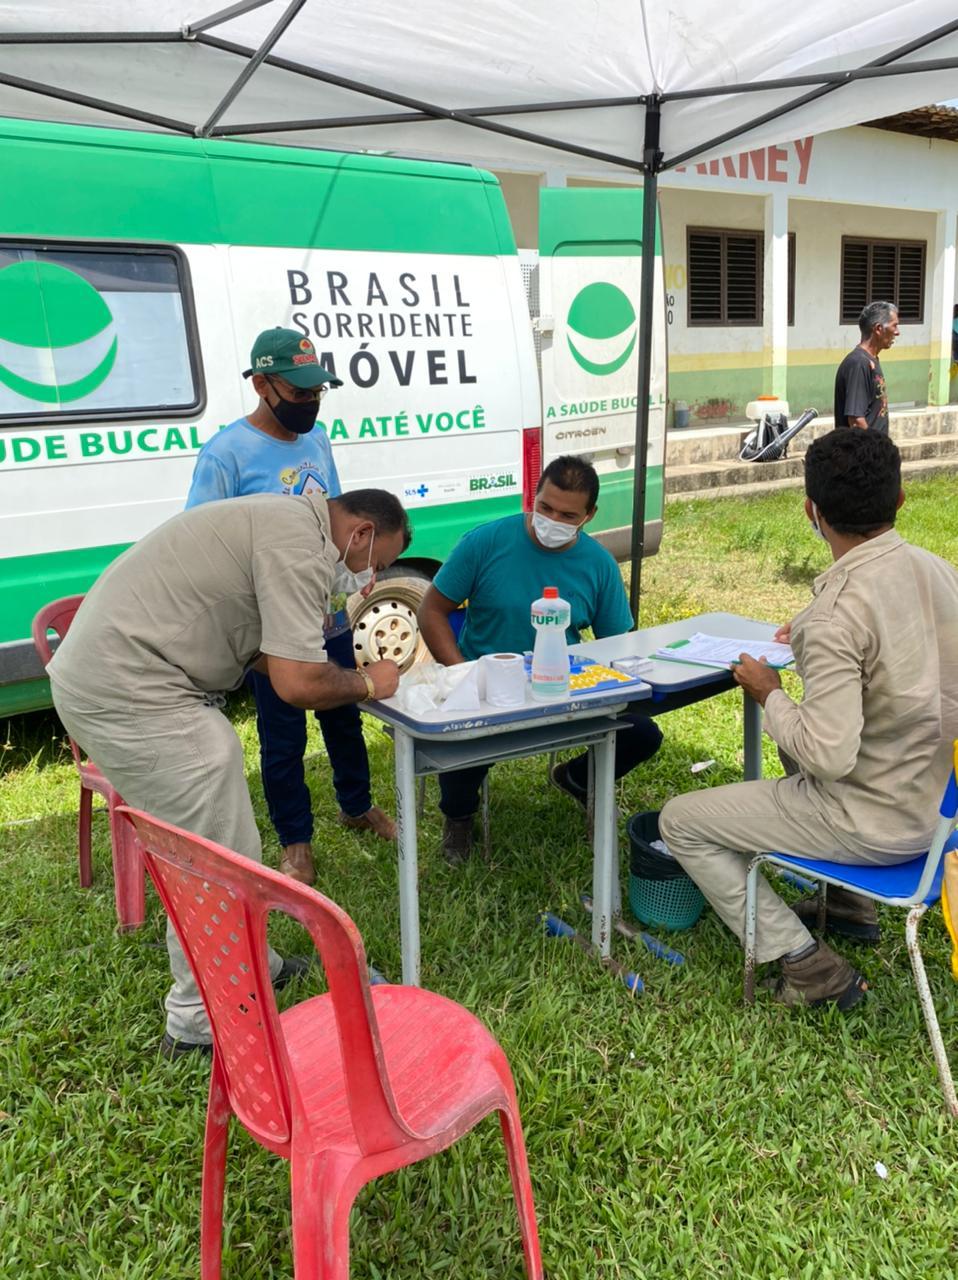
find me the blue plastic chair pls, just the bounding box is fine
[743,745,958,1117]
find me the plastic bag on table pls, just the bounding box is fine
[394,660,481,714]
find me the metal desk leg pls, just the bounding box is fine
[590,729,618,958]
[394,730,420,986]
[743,691,763,781]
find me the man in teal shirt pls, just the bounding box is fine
[419,455,662,863]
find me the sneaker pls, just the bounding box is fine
[159,957,313,1060]
[774,940,869,1011]
[280,842,316,885]
[549,760,588,813]
[338,806,397,841]
[273,955,313,990]
[792,886,881,944]
[159,1033,212,1061]
[442,815,475,866]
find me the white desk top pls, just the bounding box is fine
[573,611,779,694]
[367,613,777,736]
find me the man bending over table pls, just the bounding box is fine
[418,454,662,864]
[660,430,958,1010]
[48,487,409,1057]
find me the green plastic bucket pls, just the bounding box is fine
[626,811,706,931]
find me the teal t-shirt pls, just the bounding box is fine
[433,514,633,661]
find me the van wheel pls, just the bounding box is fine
[348,568,432,674]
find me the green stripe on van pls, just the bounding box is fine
[0,541,131,646]
[0,470,663,650]
[0,119,516,255]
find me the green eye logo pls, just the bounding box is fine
[0,262,117,403]
[566,281,636,376]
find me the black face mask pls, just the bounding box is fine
[268,382,320,435]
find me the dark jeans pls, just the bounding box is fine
[247,629,372,846]
[438,705,664,819]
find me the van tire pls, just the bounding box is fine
[348,567,433,674]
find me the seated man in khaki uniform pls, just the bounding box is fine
[660,429,958,1010]
[48,487,409,1057]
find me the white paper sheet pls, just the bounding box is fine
[653,632,794,670]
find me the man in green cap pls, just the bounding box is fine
[186,328,397,890]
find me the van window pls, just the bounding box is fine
[0,243,202,422]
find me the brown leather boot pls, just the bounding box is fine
[774,940,868,1011]
[793,885,880,944]
[441,816,474,866]
[337,806,397,841]
[279,842,315,886]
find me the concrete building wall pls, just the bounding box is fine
[657,190,937,423]
[490,122,958,426]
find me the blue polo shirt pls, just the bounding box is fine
[433,514,633,661]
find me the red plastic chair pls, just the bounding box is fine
[32,595,146,931]
[120,805,544,1280]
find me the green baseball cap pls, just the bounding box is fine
[243,327,343,388]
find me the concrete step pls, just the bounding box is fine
[667,454,958,504]
[666,430,958,496]
[666,405,958,468]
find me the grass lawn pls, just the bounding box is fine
[2,476,958,1278]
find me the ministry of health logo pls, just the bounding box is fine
[0,261,118,403]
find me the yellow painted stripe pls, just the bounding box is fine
[669,344,932,373]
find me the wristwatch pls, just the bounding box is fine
[356,668,377,702]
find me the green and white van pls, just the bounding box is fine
[0,117,666,715]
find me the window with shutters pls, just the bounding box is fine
[840,237,925,324]
[687,228,796,327]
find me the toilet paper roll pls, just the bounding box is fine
[481,652,527,708]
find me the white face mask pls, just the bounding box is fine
[809,502,828,542]
[532,511,582,549]
[332,528,375,595]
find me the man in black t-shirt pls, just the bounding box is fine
[833,300,899,433]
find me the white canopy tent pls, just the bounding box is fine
[3,0,957,611]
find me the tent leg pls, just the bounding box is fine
[628,96,662,623]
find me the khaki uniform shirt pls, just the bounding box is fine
[49,492,335,710]
[763,529,958,854]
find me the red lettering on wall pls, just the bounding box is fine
[677,138,814,186]
[794,136,814,185]
[740,149,765,181]
[767,145,788,182]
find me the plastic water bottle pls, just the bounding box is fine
[531,587,571,701]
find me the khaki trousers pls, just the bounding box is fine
[51,679,282,1043]
[659,772,911,964]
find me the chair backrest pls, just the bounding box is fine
[32,595,87,770]
[913,744,958,902]
[119,807,413,1156]
[449,607,467,641]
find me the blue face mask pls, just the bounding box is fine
[809,502,828,542]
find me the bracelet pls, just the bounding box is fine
[356,668,376,702]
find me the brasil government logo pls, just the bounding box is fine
[566,281,636,376]
[0,261,117,403]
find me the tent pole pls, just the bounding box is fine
[185,0,277,38]
[197,0,306,137]
[629,96,662,622]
